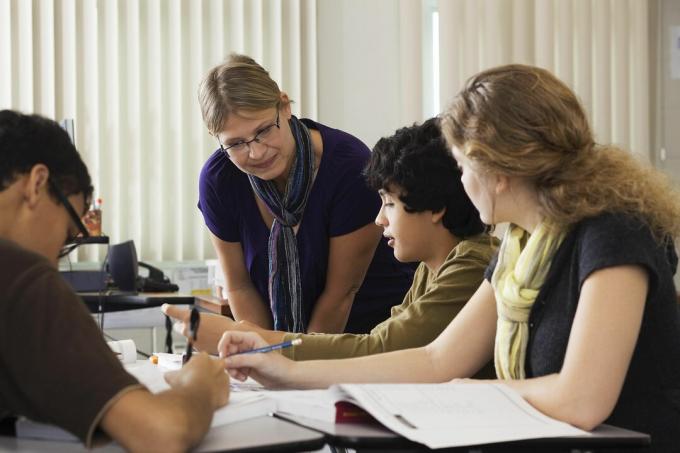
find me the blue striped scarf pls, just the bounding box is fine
[248,116,314,332]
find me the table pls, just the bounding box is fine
[0,416,325,452]
[80,292,194,313]
[81,292,194,353]
[276,414,651,453]
[195,294,232,316]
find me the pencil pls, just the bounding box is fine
[229,338,302,356]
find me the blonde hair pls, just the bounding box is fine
[441,64,680,242]
[198,53,283,135]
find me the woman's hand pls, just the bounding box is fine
[219,331,295,388]
[162,304,237,355]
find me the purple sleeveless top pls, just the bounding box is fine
[198,119,414,333]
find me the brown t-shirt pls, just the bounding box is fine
[0,239,141,446]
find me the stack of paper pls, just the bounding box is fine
[126,358,275,428]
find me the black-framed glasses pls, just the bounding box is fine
[182,307,200,365]
[48,179,90,258]
[218,111,280,158]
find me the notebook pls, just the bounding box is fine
[125,358,276,428]
[265,389,373,423]
[322,383,590,449]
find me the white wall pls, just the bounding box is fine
[317,0,404,149]
[653,0,680,286]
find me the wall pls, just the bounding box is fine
[655,0,680,182]
[316,0,403,148]
[653,0,680,286]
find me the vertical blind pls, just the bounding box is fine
[2,0,653,261]
[402,0,650,160]
[0,0,318,261]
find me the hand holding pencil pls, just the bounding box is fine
[218,330,300,387]
[228,338,302,356]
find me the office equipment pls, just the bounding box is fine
[108,241,138,291]
[108,240,179,293]
[137,262,179,292]
[61,270,107,292]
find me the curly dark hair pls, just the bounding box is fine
[365,117,484,238]
[0,110,93,205]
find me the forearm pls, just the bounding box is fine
[102,388,213,452]
[155,387,214,446]
[306,292,355,333]
[284,345,443,389]
[284,332,383,361]
[227,288,273,329]
[234,320,287,344]
[502,373,611,430]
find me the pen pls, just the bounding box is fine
[229,338,302,356]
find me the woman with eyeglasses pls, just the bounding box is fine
[196,54,414,335]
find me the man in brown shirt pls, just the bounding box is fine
[0,110,229,450]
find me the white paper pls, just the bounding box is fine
[265,389,341,422]
[124,360,272,427]
[107,339,137,364]
[333,383,588,449]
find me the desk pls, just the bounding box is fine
[80,292,194,313]
[81,292,194,353]
[276,414,650,453]
[195,294,232,316]
[0,416,325,452]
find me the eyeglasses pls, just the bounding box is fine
[218,111,280,158]
[48,179,90,258]
[182,307,200,365]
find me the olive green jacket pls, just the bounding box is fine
[282,234,498,361]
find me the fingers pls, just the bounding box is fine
[228,368,249,382]
[186,353,231,408]
[162,304,190,337]
[223,351,264,372]
[217,330,267,359]
[161,303,188,321]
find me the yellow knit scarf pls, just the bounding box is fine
[492,221,566,379]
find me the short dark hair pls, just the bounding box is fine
[0,110,93,205]
[365,117,484,238]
